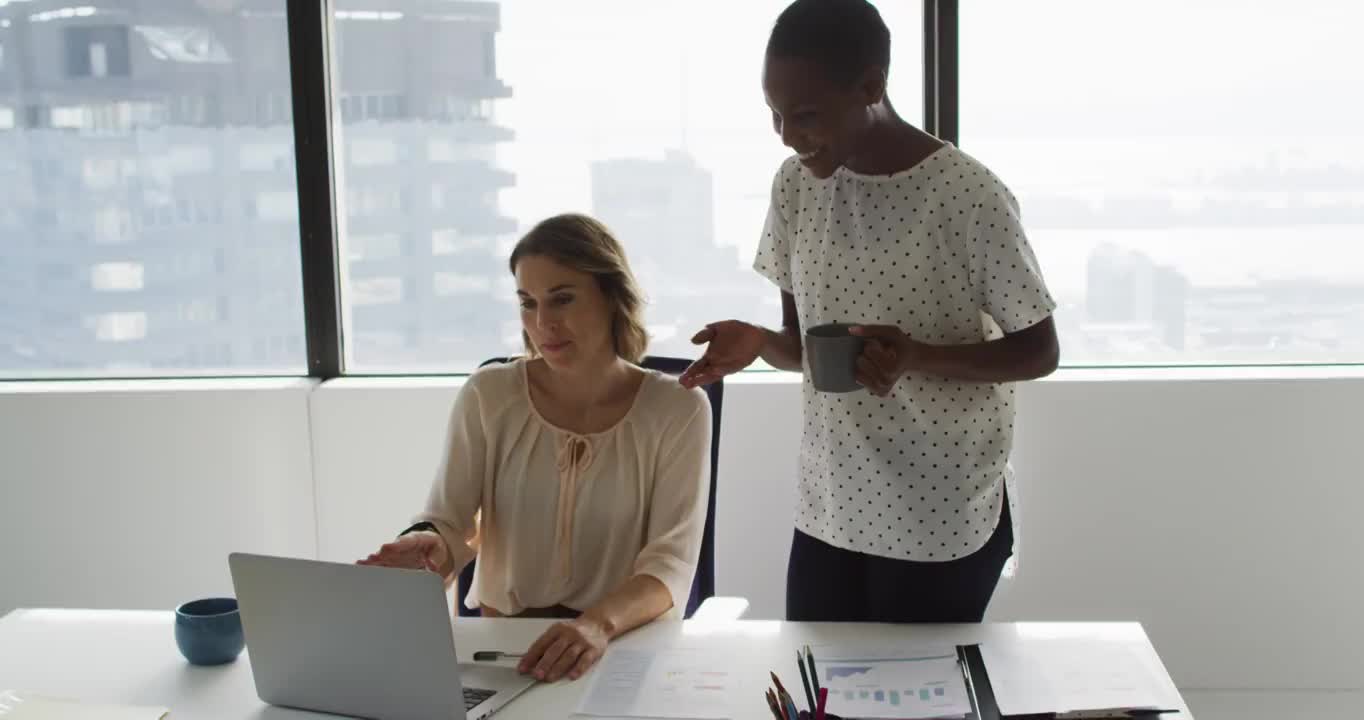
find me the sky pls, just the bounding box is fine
[487,0,1364,298]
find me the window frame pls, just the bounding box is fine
[20,1,1347,379]
[296,0,952,379]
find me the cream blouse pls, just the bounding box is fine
[415,358,712,619]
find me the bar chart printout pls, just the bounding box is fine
[813,644,973,720]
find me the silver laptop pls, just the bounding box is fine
[228,553,535,720]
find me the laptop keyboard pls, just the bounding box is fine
[463,687,497,711]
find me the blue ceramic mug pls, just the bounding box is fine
[174,597,245,665]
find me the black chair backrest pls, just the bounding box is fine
[455,356,723,618]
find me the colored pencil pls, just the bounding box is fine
[765,688,785,720]
[797,649,817,712]
[805,645,821,696]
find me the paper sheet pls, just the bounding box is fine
[812,644,972,720]
[575,648,732,719]
[979,636,1172,716]
[0,690,168,720]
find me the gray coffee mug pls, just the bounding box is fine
[805,323,866,393]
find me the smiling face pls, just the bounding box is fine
[514,254,617,372]
[762,54,885,179]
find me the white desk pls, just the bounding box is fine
[0,609,1192,719]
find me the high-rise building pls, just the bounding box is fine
[1086,244,1189,352]
[0,0,515,373]
[591,150,764,348]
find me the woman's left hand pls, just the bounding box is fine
[850,324,931,396]
[518,617,611,682]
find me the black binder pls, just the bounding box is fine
[957,644,1003,720]
[955,645,1179,720]
[799,643,1173,720]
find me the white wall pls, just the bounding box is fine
[1000,375,1364,691]
[0,379,317,614]
[3,372,1362,701]
[308,378,462,563]
[711,373,1364,691]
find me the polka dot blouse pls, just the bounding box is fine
[753,143,1056,562]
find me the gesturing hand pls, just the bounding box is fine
[356,532,449,575]
[679,320,766,388]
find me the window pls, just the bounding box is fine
[351,276,405,306]
[429,138,495,164]
[240,142,293,172]
[175,298,219,324]
[482,31,497,77]
[432,229,492,256]
[255,191,300,223]
[50,105,87,129]
[150,145,215,176]
[166,95,208,125]
[90,312,148,342]
[65,26,131,78]
[345,185,403,218]
[961,0,1364,365]
[92,206,134,245]
[90,262,145,292]
[1,3,306,377]
[253,93,291,126]
[434,272,493,296]
[350,137,398,167]
[83,157,135,190]
[332,0,923,371]
[348,234,403,262]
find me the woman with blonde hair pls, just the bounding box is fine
[360,214,712,683]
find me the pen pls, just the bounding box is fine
[815,686,828,720]
[797,649,816,712]
[472,651,524,662]
[1055,708,1183,719]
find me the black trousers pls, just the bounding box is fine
[786,497,1014,623]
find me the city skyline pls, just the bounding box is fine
[2,0,1362,375]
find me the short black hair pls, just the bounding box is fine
[766,0,891,86]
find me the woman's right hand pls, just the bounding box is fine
[679,320,767,388]
[357,531,449,575]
